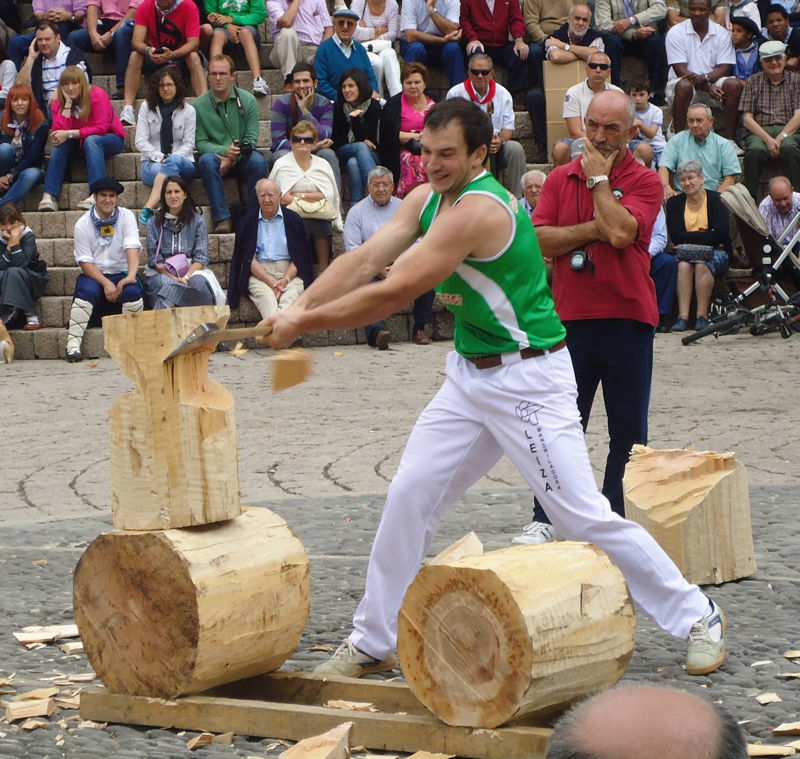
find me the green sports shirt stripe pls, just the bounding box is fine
[421,171,565,358]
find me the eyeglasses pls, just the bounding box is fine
[469,68,492,76]
[292,135,315,143]
[587,62,611,70]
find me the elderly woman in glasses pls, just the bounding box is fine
[666,158,731,332]
[270,121,343,272]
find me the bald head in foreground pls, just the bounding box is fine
[546,685,748,759]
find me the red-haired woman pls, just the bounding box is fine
[0,85,48,206]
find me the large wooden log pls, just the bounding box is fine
[623,445,757,585]
[73,507,309,698]
[397,542,635,728]
[102,307,240,530]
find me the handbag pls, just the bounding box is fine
[673,244,715,263]
[288,197,339,222]
[163,253,190,277]
[365,39,393,54]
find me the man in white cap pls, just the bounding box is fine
[740,39,800,198]
[66,177,143,362]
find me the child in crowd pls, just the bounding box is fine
[627,80,666,168]
[731,16,762,81]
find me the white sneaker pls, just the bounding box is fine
[313,638,396,678]
[686,598,726,675]
[728,139,744,156]
[119,104,136,125]
[512,521,558,545]
[252,77,270,96]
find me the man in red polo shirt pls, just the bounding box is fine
[460,0,534,100]
[524,88,659,537]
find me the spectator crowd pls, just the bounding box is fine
[1,0,799,357]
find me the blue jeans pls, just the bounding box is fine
[532,318,653,520]
[0,143,44,205]
[336,142,377,203]
[43,133,125,197]
[68,19,135,89]
[140,154,196,186]
[400,39,464,87]
[198,150,268,223]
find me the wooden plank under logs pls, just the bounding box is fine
[79,673,552,759]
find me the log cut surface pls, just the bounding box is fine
[398,542,635,728]
[73,507,310,698]
[623,445,757,585]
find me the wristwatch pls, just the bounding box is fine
[564,44,571,51]
[586,175,609,189]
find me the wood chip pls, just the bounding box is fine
[4,697,57,722]
[67,673,96,683]
[776,673,800,680]
[783,651,800,659]
[774,723,800,736]
[13,687,58,701]
[757,693,783,705]
[752,660,774,667]
[270,348,313,392]
[215,732,234,745]
[747,745,796,756]
[14,625,79,645]
[187,733,216,750]
[307,646,334,653]
[76,720,106,729]
[407,753,456,759]
[279,721,353,759]
[21,719,50,730]
[325,700,378,712]
[31,559,48,565]
[785,741,800,751]
[60,641,84,655]
[231,341,249,357]
[54,695,81,710]
[0,678,14,687]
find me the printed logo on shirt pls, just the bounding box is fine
[612,188,624,201]
[438,293,463,305]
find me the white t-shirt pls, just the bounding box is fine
[562,79,623,128]
[665,18,736,80]
[446,81,515,132]
[73,207,141,275]
[634,102,666,151]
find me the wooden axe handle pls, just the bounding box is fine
[217,324,273,342]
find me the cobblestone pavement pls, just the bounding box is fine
[1,331,799,757]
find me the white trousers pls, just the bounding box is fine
[366,48,402,98]
[351,348,709,660]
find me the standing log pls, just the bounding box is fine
[102,307,240,530]
[623,445,757,585]
[73,507,309,698]
[398,542,635,728]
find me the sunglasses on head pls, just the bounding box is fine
[292,135,315,143]
[587,62,611,70]
[469,68,492,76]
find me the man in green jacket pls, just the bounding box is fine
[195,53,268,233]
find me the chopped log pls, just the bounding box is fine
[73,507,309,698]
[429,532,483,566]
[4,698,56,722]
[623,445,757,585]
[102,307,240,530]
[279,721,354,759]
[398,542,635,728]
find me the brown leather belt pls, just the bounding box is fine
[467,339,567,370]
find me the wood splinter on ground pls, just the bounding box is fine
[623,445,757,585]
[278,721,354,759]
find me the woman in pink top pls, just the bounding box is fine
[39,66,126,212]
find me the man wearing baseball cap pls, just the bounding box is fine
[65,177,143,362]
[740,39,800,198]
[313,7,379,100]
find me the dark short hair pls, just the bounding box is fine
[423,99,492,155]
[338,67,371,103]
[627,79,651,94]
[35,20,60,36]
[0,202,24,226]
[146,65,187,111]
[767,3,789,17]
[291,62,317,80]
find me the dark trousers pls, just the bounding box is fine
[366,288,435,344]
[400,39,464,87]
[525,87,547,146]
[742,126,800,199]
[650,252,678,316]
[480,43,532,93]
[532,318,654,520]
[603,33,667,97]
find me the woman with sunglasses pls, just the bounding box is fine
[0,85,48,207]
[378,62,435,198]
[270,121,342,272]
[135,66,197,226]
[552,52,619,167]
[332,67,381,204]
[142,175,223,309]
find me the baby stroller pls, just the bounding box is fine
[720,183,800,302]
